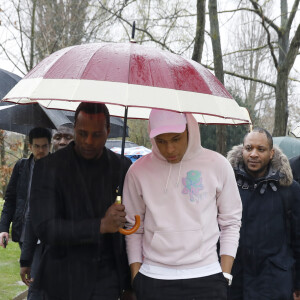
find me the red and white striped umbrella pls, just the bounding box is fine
[3,42,250,125]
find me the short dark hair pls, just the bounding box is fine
[74,102,110,130]
[29,127,52,144]
[243,127,273,149]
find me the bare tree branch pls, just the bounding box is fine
[223,43,277,56]
[202,63,276,88]
[98,0,176,53]
[286,0,300,31]
[248,0,280,34]
[0,44,25,75]
[282,23,300,75]
[248,1,279,68]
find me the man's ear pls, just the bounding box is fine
[270,148,275,160]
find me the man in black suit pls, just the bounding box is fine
[28,102,134,300]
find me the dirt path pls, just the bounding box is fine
[13,290,28,300]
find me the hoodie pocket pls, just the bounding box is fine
[148,229,203,265]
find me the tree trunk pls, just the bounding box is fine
[273,71,288,136]
[273,0,300,135]
[273,21,300,136]
[208,0,227,155]
[0,131,5,167]
[29,0,37,70]
[192,0,206,63]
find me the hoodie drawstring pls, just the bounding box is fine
[164,161,183,192]
[177,161,183,187]
[164,164,172,193]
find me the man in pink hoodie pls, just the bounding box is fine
[123,109,242,300]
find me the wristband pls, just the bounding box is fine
[223,272,233,286]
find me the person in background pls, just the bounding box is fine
[0,127,51,299]
[227,128,300,300]
[0,127,51,248]
[51,124,74,152]
[289,154,300,184]
[20,124,74,300]
[29,102,134,300]
[123,109,242,300]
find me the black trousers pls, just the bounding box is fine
[133,272,228,300]
[28,244,43,300]
[43,262,119,300]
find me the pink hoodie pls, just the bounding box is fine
[123,114,242,269]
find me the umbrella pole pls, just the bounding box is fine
[116,106,140,236]
[118,106,128,197]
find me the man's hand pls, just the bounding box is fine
[20,267,33,286]
[0,232,9,248]
[130,262,142,284]
[100,203,126,234]
[294,290,300,300]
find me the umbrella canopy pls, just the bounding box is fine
[111,146,151,163]
[3,42,251,125]
[2,41,252,203]
[0,69,74,135]
[0,68,21,100]
[0,103,72,135]
[273,136,300,159]
[291,125,300,138]
[111,146,151,156]
[0,102,127,137]
[106,139,137,149]
[65,114,129,138]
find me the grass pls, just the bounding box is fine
[0,199,28,300]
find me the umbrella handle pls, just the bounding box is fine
[119,215,140,235]
[115,196,140,235]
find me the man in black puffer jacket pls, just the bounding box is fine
[0,127,51,248]
[227,128,300,300]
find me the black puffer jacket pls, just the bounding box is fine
[0,155,33,242]
[227,145,300,300]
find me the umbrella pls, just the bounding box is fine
[0,69,72,135]
[273,136,300,159]
[111,146,151,162]
[3,42,251,125]
[0,102,127,137]
[0,68,21,100]
[111,146,151,156]
[0,103,72,135]
[2,41,252,234]
[291,125,300,138]
[105,140,138,149]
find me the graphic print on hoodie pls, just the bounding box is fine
[182,170,205,203]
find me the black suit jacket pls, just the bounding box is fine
[30,143,131,300]
[0,155,33,242]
